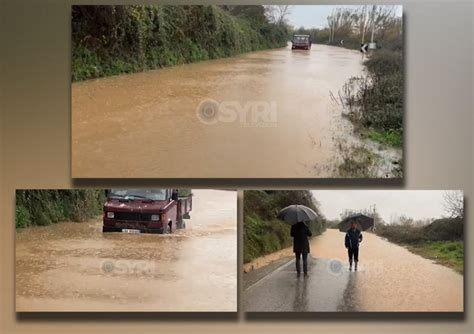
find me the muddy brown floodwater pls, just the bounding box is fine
[310,229,463,312]
[244,229,463,312]
[72,44,366,178]
[16,190,237,312]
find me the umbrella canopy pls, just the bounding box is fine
[338,213,374,232]
[277,205,318,225]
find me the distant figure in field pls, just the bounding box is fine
[291,221,312,277]
[345,221,363,271]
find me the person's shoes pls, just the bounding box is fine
[349,265,352,271]
[355,263,358,271]
[297,272,301,277]
[304,272,308,278]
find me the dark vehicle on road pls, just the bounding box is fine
[292,34,312,50]
[103,189,192,234]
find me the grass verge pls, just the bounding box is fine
[407,241,464,274]
[368,129,402,147]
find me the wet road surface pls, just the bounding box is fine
[72,44,364,178]
[244,229,463,312]
[16,190,237,312]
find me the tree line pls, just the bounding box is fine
[292,5,402,51]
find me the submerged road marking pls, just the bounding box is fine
[245,258,295,291]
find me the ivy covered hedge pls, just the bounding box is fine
[72,5,288,81]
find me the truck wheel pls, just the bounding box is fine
[168,222,173,234]
[103,226,115,233]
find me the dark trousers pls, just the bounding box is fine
[348,247,359,263]
[295,252,308,274]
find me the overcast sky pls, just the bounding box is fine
[287,5,403,29]
[311,190,458,223]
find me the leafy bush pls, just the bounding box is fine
[423,217,463,241]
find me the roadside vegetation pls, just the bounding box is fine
[295,6,403,177]
[376,218,464,273]
[244,190,326,263]
[343,50,403,147]
[337,145,378,178]
[72,5,289,81]
[377,191,463,273]
[16,190,106,228]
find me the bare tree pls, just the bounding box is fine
[443,191,464,218]
[265,5,292,25]
[398,214,414,227]
[326,5,398,44]
[358,5,370,44]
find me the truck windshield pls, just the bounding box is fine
[109,189,167,201]
[294,36,309,42]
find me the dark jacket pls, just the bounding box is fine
[345,228,363,249]
[291,222,312,254]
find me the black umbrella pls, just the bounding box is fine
[338,213,374,232]
[277,205,318,225]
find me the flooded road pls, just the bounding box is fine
[16,190,237,312]
[244,229,463,312]
[72,44,365,178]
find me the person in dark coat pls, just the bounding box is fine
[291,221,312,277]
[345,221,363,271]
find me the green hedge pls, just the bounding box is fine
[72,5,288,81]
[16,190,106,228]
[244,190,326,263]
[375,217,463,244]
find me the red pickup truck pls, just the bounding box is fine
[291,34,312,50]
[102,189,192,234]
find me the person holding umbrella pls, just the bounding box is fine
[277,204,318,278]
[339,214,373,271]
[291,221,312,277]
[345,221,363,271]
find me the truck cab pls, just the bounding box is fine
[102,189,192,234]
[292,34,312,50]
